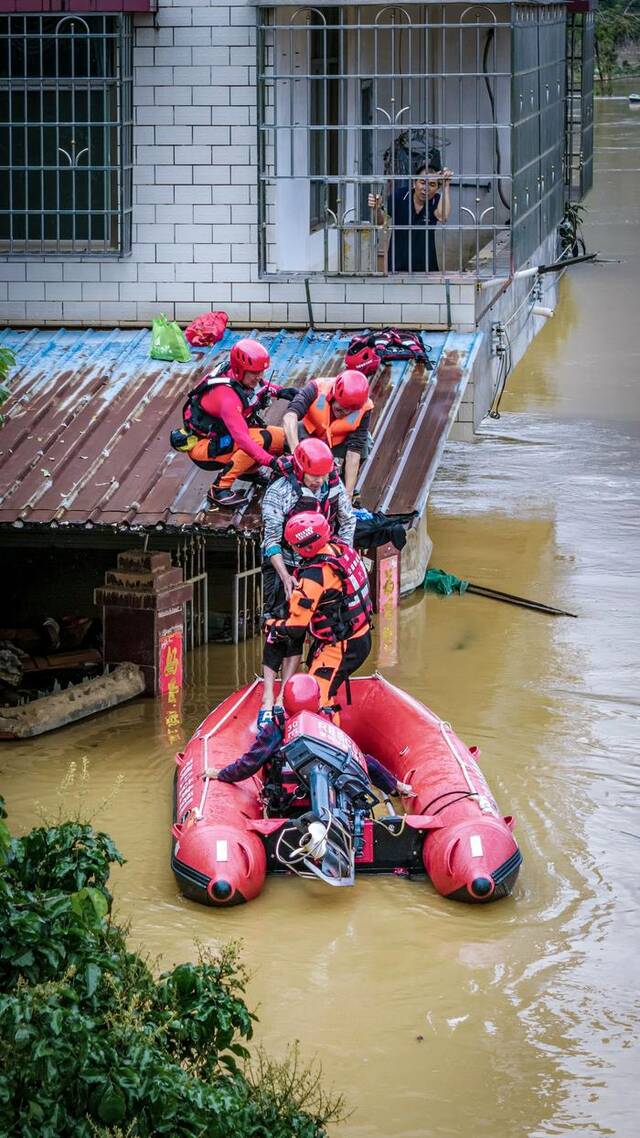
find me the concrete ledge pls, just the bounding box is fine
[400,511,432,596]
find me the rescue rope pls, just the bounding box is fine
[431,792,475,816]
[420,787,475,814]
[196,679,261,818]
[438,720,497,816]
[439,720,477,794]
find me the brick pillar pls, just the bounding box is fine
[95,550,193,696]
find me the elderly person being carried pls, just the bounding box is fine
[258,438,355,728]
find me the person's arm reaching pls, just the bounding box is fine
[203,721,283,782]
[336,483,356,545]
[266,570,322,644]
[262,484,297,599]
[343,450,361,499]
[342,411,371,498]
[210,387,275,467]
[282,410,300,453]
[367,192,386,225]
[269,553,295,600]
[365,754,414,797]
[283,381,319,452]
[434,170,453,223]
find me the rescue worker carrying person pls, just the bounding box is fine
[201,673,413,801]
[264,511,373,716]
[170,337,291,509]
[258,437,356,728]
[282,369,373,499]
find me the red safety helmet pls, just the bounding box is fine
[282,673,321,717]
[333,369,370,410]
[230,338,270,383]
[344,345,380,378]
[292,438,334,481]
[284,510,330,558]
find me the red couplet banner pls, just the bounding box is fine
[159,628,183,695]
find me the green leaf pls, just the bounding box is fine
[12,950,35,967]
[70,886,108,926]
[84,963,101,997]
[97,1085,126,1125]
[27,1101,44,1123]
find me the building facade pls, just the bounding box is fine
[1,0,594,337]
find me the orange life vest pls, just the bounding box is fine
[302,378,373,450]
[301,540,373,643]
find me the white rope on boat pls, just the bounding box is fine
[195,679,262,819]
[438,720,496,816]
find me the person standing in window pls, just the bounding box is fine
[368,164,453,273]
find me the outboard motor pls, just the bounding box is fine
[276,710,378,886]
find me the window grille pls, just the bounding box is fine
[258,2,568,280]
[0,14,133,256]
[511,3,566,267]
[258,3,514,279]
[309,8,340,229]
[565,7,593,201]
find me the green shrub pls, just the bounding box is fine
[0,798,343,1138]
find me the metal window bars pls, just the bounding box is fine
[511,2,566,267]
[564,6,593,201]
[257,2,567,279]
[0,13,133,256]
[174,534,209,651]
[232,536,263,646]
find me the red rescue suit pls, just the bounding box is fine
[186,374,285,489]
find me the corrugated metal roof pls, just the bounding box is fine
[0,325,480,535]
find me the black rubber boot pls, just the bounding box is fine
[207,486,251,509]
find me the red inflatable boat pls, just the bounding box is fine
[172,674,521,907]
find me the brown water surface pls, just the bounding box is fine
[2,91,640,1136]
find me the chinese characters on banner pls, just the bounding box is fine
[377,552,399,667]
[159,629,183,693]
[159,629,184,745]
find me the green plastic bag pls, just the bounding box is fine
[422,567,469,596]
[149,313,192,363]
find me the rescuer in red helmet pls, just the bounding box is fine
[282,368,374,499]
[264,511,373,716]
[175,337,290,509]
[258,437,356,728]
[201,673,413,796]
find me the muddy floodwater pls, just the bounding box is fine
[2,89,640,1137]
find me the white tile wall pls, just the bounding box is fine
[0,0,555,350]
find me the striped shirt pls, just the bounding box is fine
[261,475,356,562]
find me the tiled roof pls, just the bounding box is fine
[0,325,480,535]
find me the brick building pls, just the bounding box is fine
[0,1,596,645]
[0,0,594,430]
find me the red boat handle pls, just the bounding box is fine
[445,837,460,876]
[238,840,254,877]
